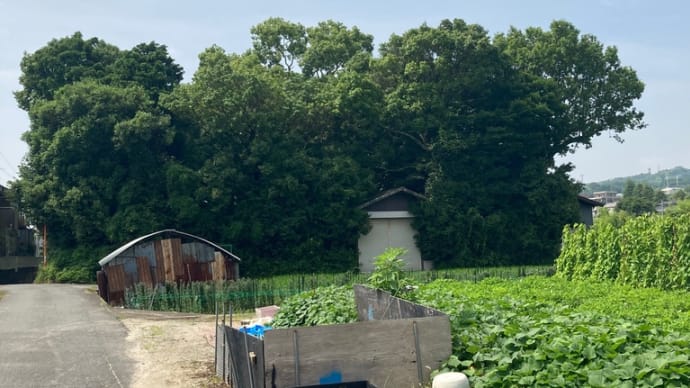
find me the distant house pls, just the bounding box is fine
[591,191,619,205]
[358,187,427,272]
[577,195,603,226]
[97,229,241,304]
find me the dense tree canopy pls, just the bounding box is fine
[11,19,645,277]
[616,180,663,216]
[494,21,646,150]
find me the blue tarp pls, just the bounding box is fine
[239,324,272,339]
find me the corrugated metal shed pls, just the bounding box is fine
[97,229,241,305]
[98,229,240,266]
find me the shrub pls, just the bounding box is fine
[367,247,412,296]
[270,285,357,327]
[34,263,59,283]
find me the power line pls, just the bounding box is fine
[0,150,18,177]
[0,166,16,185]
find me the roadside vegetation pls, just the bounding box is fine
[0,290,6,301]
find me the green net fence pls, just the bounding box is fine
[124,265,554,313]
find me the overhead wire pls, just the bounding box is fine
[0,149,19,183]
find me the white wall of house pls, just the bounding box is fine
[358,211,422,272]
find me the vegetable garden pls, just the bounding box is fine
[122,216,690,387]
[263,237,690,387]
[556,213,690,290]
[270,276,690,387]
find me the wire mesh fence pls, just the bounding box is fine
[124,265,554,313]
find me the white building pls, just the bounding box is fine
[357,187,427,272]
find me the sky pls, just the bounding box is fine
[1,0,689,186]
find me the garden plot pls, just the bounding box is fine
[216,285,451,387]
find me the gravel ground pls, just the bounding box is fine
[114,308,252,388]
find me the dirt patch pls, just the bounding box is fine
[116,309,253,388]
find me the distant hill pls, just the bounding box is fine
[583,166,690,195]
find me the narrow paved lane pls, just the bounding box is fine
[0,284,134,387]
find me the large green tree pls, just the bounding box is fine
[616,180,658,215]
[13,34,182,251]
[14,32,120,110]
[162,47,377,275]
[11,19,645,277]
[494,20,646,151]
[371,19,643,266]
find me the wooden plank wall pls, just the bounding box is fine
[213,252,226,281]
[185,262,212,282]
[105,264,126,293]
[136,256,153,286]
[263,316,451,387]
[154,240,165,284]
[182,242,215,263]
[161,238,184,282]
[104,264,126,304]
[226,261,239,281]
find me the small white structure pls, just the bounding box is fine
[433,372,470,388]
[358,187,426,272]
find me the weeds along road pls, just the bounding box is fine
[0,284,134,387]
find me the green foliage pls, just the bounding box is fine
[665,198,690,216]
[34,263,59,283]
[270,285,357,327]
[13,32,181,255]
[366,247,411,296]
[35,262,93,283]
[123,266,553,313]
[12,19,645,277]
[557,214,690,291]
[251,17,307,72]
[595,208,631,228]
[495,20,646,149]
[14,32,120,110]
[617,180,659,215]
[125,273,364,313]
[384,19,583,266]
[413,277,690,387]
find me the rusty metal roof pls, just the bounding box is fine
[98,229,240,267]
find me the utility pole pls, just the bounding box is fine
[43,224,47,266]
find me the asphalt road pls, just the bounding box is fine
[0,284,134,387]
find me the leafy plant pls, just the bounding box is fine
[122,266,552,313]
[367,247,411,296]
[270,285,357,327]
[413,277,690,387]
[33,262,92,284]
[34,263,59,283]
[557,213,690,291]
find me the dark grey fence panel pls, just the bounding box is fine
[354,284,446,321]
